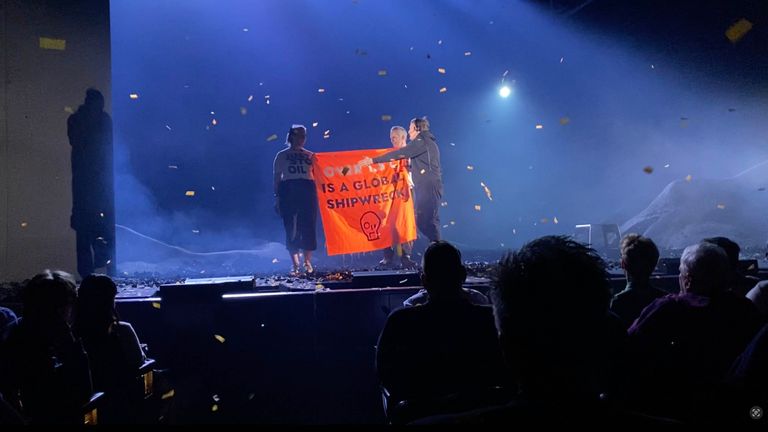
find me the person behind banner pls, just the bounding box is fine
[273,125,318,275]
[360,117,443,244]
[379,126,417,269]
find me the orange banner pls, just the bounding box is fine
[313,149,417,256]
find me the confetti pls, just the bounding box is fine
[716,204,726,209]
[480,181,493,201]
[420,169,426,174]
[535,124,543,129]
[312,122,319,127]
[512,229,516,234]
[560,57,564,63]
[242,28,249,32]
[248,393,256,400]
[450,221,455,225]
[39,37,66,50]
[341,166,350,176]
[441,201,448,207]
[502,70,509,77]
[643,166,653,174]
[266,134,278,142]
[464,51,472,56]
[725,18,753,43]
[554,217,559,224]
[437,39,443,45]
[168,165,178,169]
[64,106,74,113]
[437,67,446,74]
[272,258,279,263]
[240,107,247,115]
[501,242,505,247]
[264,95,270,105]
[450,142,455,146]
[152,302,161,309]
[443,224,449,228]
[323,130,331,139]
[399,279,408,284]
[210,111,215,115]
[559,117,570,125]
[211,186,215,191]
[381,115,392,121]
[317,88,326,93]
[165,125,172,130]
[650,64,655,69]
[211,118,217,126]
[161,390,175,400]
[214,335,225,343]
[474,205,482,211]
[315,284,325,290]
[247,95,253,102]
[192,229,200,234]
[664,164,670,168]
[185,191,195,196]
[211,404,219,412]
[439,87,447,93]
[129,93,139,99]
[466,165,474,171]
[685,174,693,182]
[377,69,388,76]
[20,222,28,228]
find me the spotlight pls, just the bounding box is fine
[499,85,511,98]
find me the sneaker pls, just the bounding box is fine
[400,255,417,269]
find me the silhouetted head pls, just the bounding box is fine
[23,270,77,327]
[679,242,729,296]
[74,274,118,338]
[620,233,659,283]
[702,236,740,272]
[492,236,611,394]
[408,117,429,140]
[286,124,307,148]
[421,241,467,299]
[84,88,104,112]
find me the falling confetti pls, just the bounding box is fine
[502,70,509,77]
[240,107,247,115]
[381,115,392,121]
[152,302,161,309]
[439,87,447,93]
[450,221,455,225]
[168,165,178,169]
[650,64,655,69]
[214,335,226,343]
[399,279,408,284]
[716,204,726,209]
[437,67,446,74]
[272,258,279,263]
[443,224,449,228]
[437,39,443,45]
[464,51,472,56]
[315,284,325,290]
[512,228,517,234]
[377,69,388,76]
[39,37,66,50]
[192,229,200,234]
[264,95,271,105]
[441,201,448,207]
[420,169,426,174]
[242,28,249,32]
[211,118,218,126]
[643,166,654,174]
[64,106,74,114]
[247,95,253,102]
[554,217,559,224]
[685,174,693,182]
[474,205,482,211]
[559,117,570,125]
[165,125,172,130]
[129,93,139,99]
[450,142,455,146]
[185,191,195,197]
[323,130,331,139]
[211,405,219,412]
[318,88,326,93]
[161,390,175,400]
[664,164,670,168]
[266,134,278,142]
[560,57,564,63]
[480,181,493,201]
[211,186,215,191]
[312,122,319,127]
[725,18,753,43]
[535,124,543,129]
[20,222,28,228]
[466,165,474,171]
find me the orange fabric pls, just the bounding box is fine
[313,149,417,256]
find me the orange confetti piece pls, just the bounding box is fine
[725,18,753,43]
[535,124,543,129]
[643,166,653,174]
[161,390,175,400]
[474,205,481,211]
[129,93,139,99]
[437,67,446,74]
[185,191,195,197]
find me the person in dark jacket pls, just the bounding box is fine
[360,117,443,243]
[67,88,115,278]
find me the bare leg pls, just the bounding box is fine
[303,250,314,273]
[290,253,300,274]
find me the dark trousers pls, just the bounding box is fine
[278,179,318,253]
[76,229,113,278]
[414,180,442,242]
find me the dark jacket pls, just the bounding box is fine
[373,131,442,187]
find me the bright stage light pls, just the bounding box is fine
[499,85,511,98]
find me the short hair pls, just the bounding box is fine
[410,117,429,132]
[702,236,740,270]
[422,241,465,290]
[679,242,729,295]
[75,274,119,338]
[285,124,307,146]
[620,234,659,280]
[492,236,610,338]
[390,126,407,137]
[23,270,77,322]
